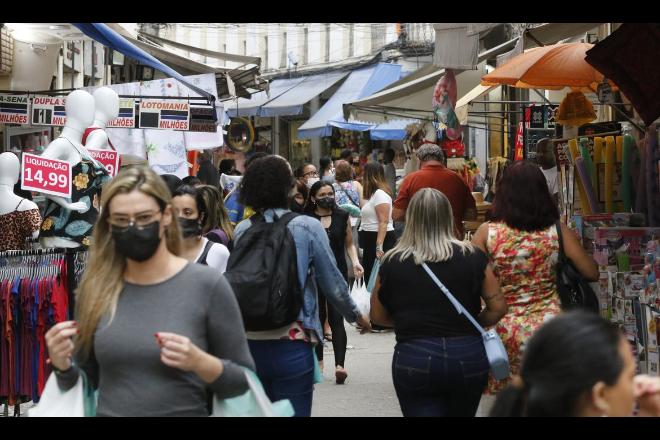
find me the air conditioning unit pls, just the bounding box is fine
[0,27,14,76]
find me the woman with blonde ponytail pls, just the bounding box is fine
[44,165,254,417]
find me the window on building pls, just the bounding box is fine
[223,44,227,67]
[348,24,354,58]
[303,28,309,65]
[325,24,330,62]
[243,40,247,55]
[264,36,268,70]
[280,32,287,68]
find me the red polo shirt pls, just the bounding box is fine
[394,163,476,237]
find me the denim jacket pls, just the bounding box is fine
[234,208,360,342]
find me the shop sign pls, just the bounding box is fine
[0,94,30,125]
[138,99,190,131]
[20,153,71,198]
[514,122,524,161]
[189,106,218,133]
[108,98,136,128]
[31,96,66,126]
[87,149,120,177]
[529,106,545,129]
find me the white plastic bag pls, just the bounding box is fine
[28,372,85,417]
[350,277,371,317]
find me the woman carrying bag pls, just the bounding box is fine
[304,180,364,384]
[43,166,255,417]
[370,188,508,417]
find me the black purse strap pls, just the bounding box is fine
[555,221,567,265]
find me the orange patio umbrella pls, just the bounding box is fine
[481,42,615,93]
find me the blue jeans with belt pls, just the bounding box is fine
[392,335,489,417]
[248,340,315,417]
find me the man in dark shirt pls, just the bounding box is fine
[393,143,476,238]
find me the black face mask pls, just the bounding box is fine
[112,221,162,262]
[178,217,202,238]
[316,197,335,209]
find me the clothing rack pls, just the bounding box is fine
[0,246,88,417]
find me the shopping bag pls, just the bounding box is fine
[366,259,381,293]
[313,351,324,384]
[350,277,371,317]
[28,369,96,417]
[212,369,294,417]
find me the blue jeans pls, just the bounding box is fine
[392,336,489,417]
[248,340,315,417]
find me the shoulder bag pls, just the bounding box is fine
[213,368,294,417]
[555,222,600,313]
[421,262,510,380]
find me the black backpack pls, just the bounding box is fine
[555,221,600,313]
[225,212,303,331]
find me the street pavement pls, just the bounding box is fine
[311,322,402,417]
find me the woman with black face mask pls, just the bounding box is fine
[172,185,230,272]
[290,179,309,214]
[304,181,364,384]
[44,165,255,416]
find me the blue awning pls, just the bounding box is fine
[226,77,306,117]
[73,23,215,104]
[369,118,419,141]
[259,71,348,117]
[297,63,402,139]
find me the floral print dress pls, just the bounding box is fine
[485,222,562,394]
[40,155,110,248]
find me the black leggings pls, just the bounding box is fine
[315,290,347,367]
[359,230,397,282]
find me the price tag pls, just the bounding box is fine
[21,153,72,198]
[87,149,120,177]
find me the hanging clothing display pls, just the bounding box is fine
[40,144,111,249]
[0,200,42,252]
[0,248,84,407]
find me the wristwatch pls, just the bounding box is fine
[376,244,384,252]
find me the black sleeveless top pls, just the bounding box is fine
[310,208,349,281]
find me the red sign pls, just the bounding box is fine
[87,149,120,177]
[21,153,71,198]
[514,122,524,161]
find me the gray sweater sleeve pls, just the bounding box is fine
[55,343,100,392]
[206,275,256,399]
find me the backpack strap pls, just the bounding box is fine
[196,240,215,266]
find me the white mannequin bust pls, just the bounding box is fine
[0,152,40,240]
[40,89,96,249]
[84,87,120,150]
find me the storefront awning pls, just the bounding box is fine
[225,77,306,117]
[455,84,497,125]
[72,23,215,102]
[298,63,402,139]
[369,118,419,141]
[259,71,348,117]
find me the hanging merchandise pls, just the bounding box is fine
[432,69,462,141]
[0,248,87,413]
[556,91,597,127]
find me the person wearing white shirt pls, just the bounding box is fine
[172,184,230,272]
[359,163,396,283]
[536,138,559,205]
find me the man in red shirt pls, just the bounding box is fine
[393,143,476,238]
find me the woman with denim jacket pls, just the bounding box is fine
[233,156,372,417]
[370,188,507,417]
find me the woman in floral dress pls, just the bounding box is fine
[472,162,599,400]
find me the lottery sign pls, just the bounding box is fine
[31,96,67,126]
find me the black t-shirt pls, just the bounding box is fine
[310,208,349,281]
[378,244,489,342]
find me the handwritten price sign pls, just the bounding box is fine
[21,153,72,198]
[88,149,120,178]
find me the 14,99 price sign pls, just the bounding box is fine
[21,154,72,198]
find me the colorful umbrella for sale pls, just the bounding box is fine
[481,42,616,93]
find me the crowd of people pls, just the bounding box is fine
[42,144,660,417]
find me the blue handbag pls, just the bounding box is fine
[421,263,510,381]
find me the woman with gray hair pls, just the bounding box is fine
[371,188,507,417]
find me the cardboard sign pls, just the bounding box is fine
[139,99,190,131]
[87,149,120,177]
[21,153,71,198]
[31,96,66,126]
[108,98,136,128]
[0,94,30,124]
